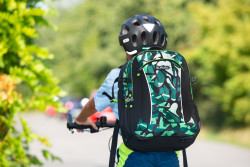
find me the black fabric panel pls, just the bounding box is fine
[118,63,130,142]
[131,60,142,131]
[132,59,151,125]
[194,103,201,129]
[124,132,199,152]
[181,57,200,127]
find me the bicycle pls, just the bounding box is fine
[67,110,118,167]
[67,111,116,133]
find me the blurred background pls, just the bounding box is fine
[0,0,249,166]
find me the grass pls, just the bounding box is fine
[197,126,250,149]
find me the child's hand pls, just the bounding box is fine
[75,118,98,132]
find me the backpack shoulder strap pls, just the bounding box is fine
[102,66,124,103]
[108,119,119,167]
[102,77,119,103]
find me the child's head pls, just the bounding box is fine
[119,14,168,56]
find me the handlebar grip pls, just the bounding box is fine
[67,122,93,129]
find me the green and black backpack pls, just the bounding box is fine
[108,49,201,167]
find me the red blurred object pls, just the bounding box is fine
[65,101,74,110]
[45,105,57,116]
[88,106,116,123]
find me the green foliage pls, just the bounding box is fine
[37,0,250,128]
[185,0,250,127]
[0,0,63,166]
[37,0,196,98]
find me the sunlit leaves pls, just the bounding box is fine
[185,0,250,126]
[0,0,62,166]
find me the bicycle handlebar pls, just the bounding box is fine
[67,111,115,133]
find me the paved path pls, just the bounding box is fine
[22,112,250,167]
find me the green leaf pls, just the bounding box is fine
[22,27,37,37]
[42,150,50,160]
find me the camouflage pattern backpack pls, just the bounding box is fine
[117,49,201,152]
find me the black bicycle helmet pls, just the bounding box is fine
[119,14,168,56]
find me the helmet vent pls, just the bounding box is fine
[141,31,147,45]
[122,25,129,35]
[153,31,159,45]
[132,34,138,47]
[133,20,141,26]
[160,34,165,46]
[155,20,160,26]
[142,16,149,22]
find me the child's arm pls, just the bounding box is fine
[75,98,98,130]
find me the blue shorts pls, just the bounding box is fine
[117,143,180,167]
